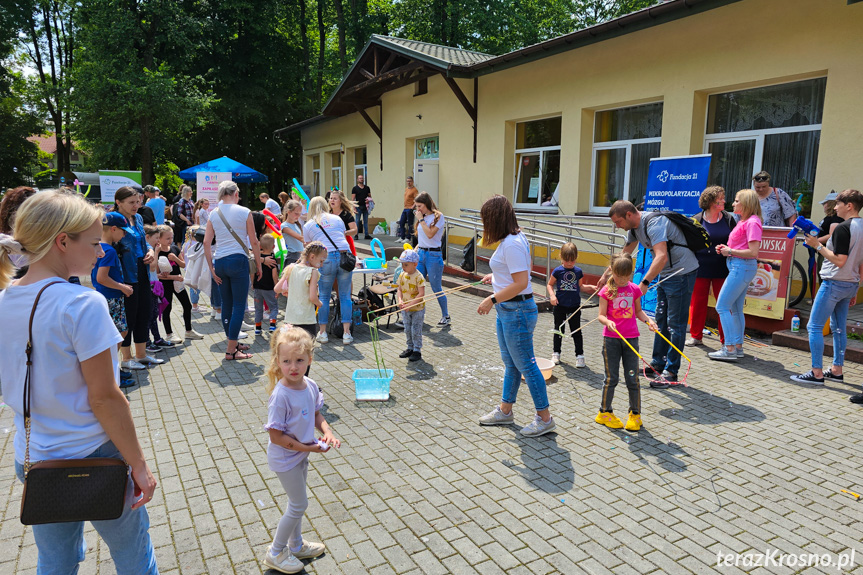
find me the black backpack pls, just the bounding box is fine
[641,211,710,266]
[461,236,476,273]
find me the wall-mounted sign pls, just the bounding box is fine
[415,136,439,160]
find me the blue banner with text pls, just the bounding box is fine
[643,155,712,216]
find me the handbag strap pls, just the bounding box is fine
[23,280,66,476]
[316,219,342,253]
[215,208,252,258]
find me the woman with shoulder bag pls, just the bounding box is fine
[0,189,158,574]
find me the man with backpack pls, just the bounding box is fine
[606,200,702,388]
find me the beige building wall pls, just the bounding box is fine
[302,0,863,226]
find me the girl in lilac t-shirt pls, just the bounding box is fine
[596,254,657,432]
[261,327,340,573]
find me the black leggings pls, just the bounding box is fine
[552,304,584,355]
[122,259,153,346]
[162,284,193,334]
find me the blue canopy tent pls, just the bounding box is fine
[178,156,268,183]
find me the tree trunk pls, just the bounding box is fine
[316,0,326,106]
[140,119,153,185]
[300,0,311,96]
[333,0,347,75]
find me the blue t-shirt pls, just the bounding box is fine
[146,197,167,225]
[551,265,583,308]
[91,243,125,299]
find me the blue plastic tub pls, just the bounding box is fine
[364,257,385,269]
[352,369,393,401]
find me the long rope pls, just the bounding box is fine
[372,280,484,316]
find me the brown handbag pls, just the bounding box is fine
[19,281,129,525]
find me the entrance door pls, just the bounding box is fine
[413,160,439,207]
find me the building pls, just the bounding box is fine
[26,133,85,171]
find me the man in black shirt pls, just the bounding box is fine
[132,185,156,225]
[351,175,372,239]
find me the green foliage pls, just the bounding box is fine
[154,161,184,196]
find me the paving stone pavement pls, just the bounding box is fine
[2,291,863,575]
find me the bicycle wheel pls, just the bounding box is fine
[787,259,808,308]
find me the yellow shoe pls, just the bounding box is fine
[624,412,642,431]
[595,411,623,429]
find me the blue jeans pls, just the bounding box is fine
[318,251,353,326]
[715,258,758,347]
[652,269,697,375]
[215,254,250,340]
[418,249,449,318]
[210,278,221,309]
[14,442,158,575]
[189,287,200,305]
[397,209,415,239]
[357,208,370,236]
[495,299,549,411]
[807,278,858,369]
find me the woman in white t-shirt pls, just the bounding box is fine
[0,189,158,573]
[476,195,556,437]
[204,181,262,360]
[413,192,450,325]
[303,197,354,344]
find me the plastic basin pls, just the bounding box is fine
[352,369,393,401]
[522,358,555,381]
[364,257,385,269]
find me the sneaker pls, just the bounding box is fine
[595,411,624,429]
[575,355,586,368]
[210,311,220,322]
[343,333,354,345]
[166,333,183,344]
[242,321,255,330]
[254,328,262,335]
[120,369,133,379]
[261,545,304,574]
[736,347,744,358]
[137,355,164,365]
[185,330,204,340]
[479,406,514,426]
[121,359,147,370]
[292,539,326,560]
[708,347,738,362]
[399,349,413,358]
[409,351,422,362]
[850,394,863,405]
[119,378,136,389]
[624,412,642,431]
[790,371,824,385]
[685,337,702,346]
[145,343,162,354]
[649,370,676,389]
[364,235,373,240]
[824,369,844,383]
[551,352,560,365]
[521,415,556,437]
[316,332,329,344]
[154,338,175,348]
[237,331,248,340]
[269,323,277,332]
[437,316,451,327]
[394,320,405,329]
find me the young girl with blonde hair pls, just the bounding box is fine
[261,326,339,573]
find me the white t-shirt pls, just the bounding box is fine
[265,198,281,216]
[210,203,251,259]
[265,377,324,472]
[303,214,349,253]
[489,232,533,295]
[0,278,122,464]
[417,212,445,249]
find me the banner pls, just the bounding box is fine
[196,172,231,211]
[643,154,712,215]
[98,170,142,205]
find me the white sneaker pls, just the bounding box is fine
[237,331,248,340]
[242,321,255,330]
[521,415,556,437]
[292,539,326,560]
[343,333,354,345]
[685,337,702,346]
[166,333,183,344]
[316,331,329,344]
[479,406,514,426]
[261,545,303,574]
[551,353,560,365]
[211,311,221,322]
[137,355,164,365]
[121,359,147,370]
[185,330,204,340]
[575,355,586,368]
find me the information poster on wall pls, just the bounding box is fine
[98,170,142,205]
[643,154,712,215]
[196,172,231,210]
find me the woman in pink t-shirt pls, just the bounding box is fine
[709,189,763,361]
[596,253,657,432]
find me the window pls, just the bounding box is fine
[415,136,439,159]
[704,78,825,216]
[353,147,367,184]
[591,102,662,212]
[311,155,320,197]
[513,117,561,208]
[331,151,341,192]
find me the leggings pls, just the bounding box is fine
[149,286,163,342]
[601,336,641,414]
[552,304,583,355]
[161,284,193,334]
[122,259,153,347]
[272,459,309,553]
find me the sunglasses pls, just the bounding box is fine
[753,176,769,182]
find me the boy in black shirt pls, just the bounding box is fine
[253,234,280,334]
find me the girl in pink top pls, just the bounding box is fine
[596,254,657,432]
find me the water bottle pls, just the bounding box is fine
[352,308,362,326]
[791,312,800,333]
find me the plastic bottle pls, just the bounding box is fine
[352,308,362,326]
[791,312,800,333]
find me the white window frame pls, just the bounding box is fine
[702,124,822,176]
[513,145,560,208]
[589,102,663,214]
[312,169,320,197]
[331,167,341,192]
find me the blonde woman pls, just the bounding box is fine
[328,190,358,238]
[709,189,762,361]
[0,190,158,573]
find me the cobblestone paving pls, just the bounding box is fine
[2,291,863,574]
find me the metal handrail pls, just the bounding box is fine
[457,213,624,253]
[459,208,625,241]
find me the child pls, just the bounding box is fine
[262,326,339,573]
[182,226,204,312]
[396,249,426,362]
[546,242,596,367]
[275,242,327,347]
[144,225,172,351]
[254,234,281,334]
[92,212,136,387]
[596,253,657,432]
[157,225,203,342]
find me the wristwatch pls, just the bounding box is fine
[640,279,650,287]
[491,295,498,304]
[816,245,823,252]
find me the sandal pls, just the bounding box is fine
[225,350,252,360]
[237,343,250,351]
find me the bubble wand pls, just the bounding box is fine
[650,328,693,387]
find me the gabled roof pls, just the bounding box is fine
[371,35,495,69]
[27,134,57,155]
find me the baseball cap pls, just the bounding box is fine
[103,212,134,234]
[399,249,419,263]
[819,192,838,205]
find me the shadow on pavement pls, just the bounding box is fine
[504,433,574,494]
